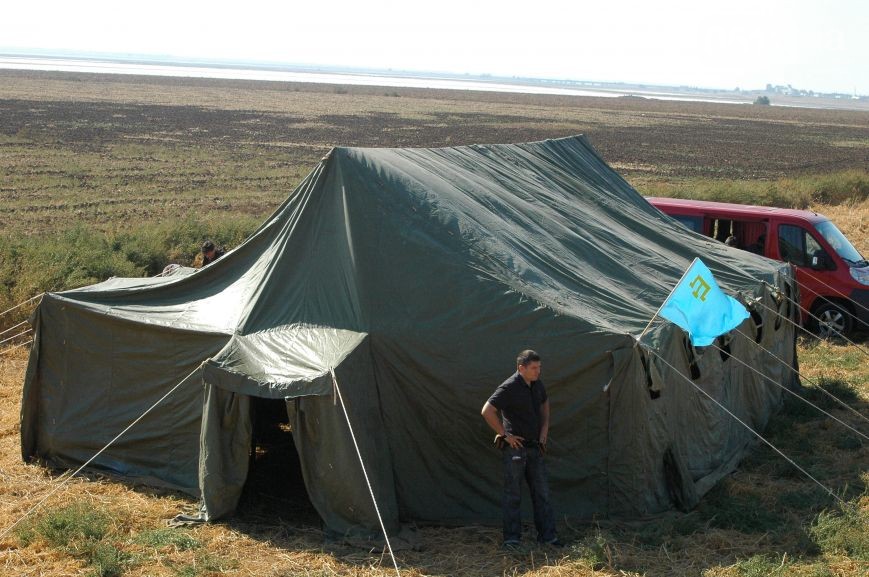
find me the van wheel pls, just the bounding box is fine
[812,302,852,339]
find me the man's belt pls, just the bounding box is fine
[493,435,545,451]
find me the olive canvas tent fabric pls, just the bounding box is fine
[21,135,797,535]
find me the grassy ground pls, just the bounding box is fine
[0,71,867,576]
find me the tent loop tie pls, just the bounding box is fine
[332,373,337,406]
[330,367,401,577]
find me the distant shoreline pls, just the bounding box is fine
[2,53,867,112]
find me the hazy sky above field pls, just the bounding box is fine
[3,0,868,94]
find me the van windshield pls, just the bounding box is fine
[815,220,867,266]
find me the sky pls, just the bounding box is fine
[3,0,868,95]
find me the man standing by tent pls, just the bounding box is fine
[481,350,561,549]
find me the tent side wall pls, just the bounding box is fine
[370,325,624,525]
[21,295,229,494]
[607,345,673,515]
[609,275,795,515]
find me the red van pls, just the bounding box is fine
[647,197,869,338]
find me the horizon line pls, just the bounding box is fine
[0,48,866,105]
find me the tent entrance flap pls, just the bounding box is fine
[240,397,320,523]
[202,325,368,399]
[199,330,402,534]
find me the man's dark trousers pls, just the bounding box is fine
[501,444,556,543]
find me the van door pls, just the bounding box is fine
[774,223,838,327]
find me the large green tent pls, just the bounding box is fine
[22,135,797,536]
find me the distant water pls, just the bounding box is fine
[0,55,751,105]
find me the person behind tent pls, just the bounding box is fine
[746,233,765,255]
[200,240,225,267]
[481,350,563,549]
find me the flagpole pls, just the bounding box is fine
[636,257,698,344]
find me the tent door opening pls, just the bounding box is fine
[239,397,319,524]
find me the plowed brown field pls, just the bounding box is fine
[1,69,867,236]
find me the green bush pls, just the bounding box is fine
[134,527,200,551]
[89,542,130,577]
[735,553,787,576]
[639,170,869,208]
[0,226,135,313]
[19,502,111,549]
[833,434,863,451]
[778,379,857,420]
[0,214,261,328]
[569,528,613,570]
[16,502,130,576]
[109,213,259,275]
[807,565,835,577]
[810,504,869,560]
[173,552,237,576]
[776,489,834,511]
[633,513,702,547]
[698,484,784,533]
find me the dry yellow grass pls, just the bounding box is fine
[816,199,868,256]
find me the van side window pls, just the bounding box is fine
[778,224,828,267]
[712,218,734,242]
[714,220,764,251]
[671,214,703,233]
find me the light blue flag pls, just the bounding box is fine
[659,258,750,346]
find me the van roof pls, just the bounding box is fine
[645,197,828,223]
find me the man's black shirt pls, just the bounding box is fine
[487,371,547,442]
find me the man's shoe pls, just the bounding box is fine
[544,538,565,548]
[501,540,521,551]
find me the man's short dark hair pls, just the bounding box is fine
[201,240,215,253]
[517,350,541,366]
